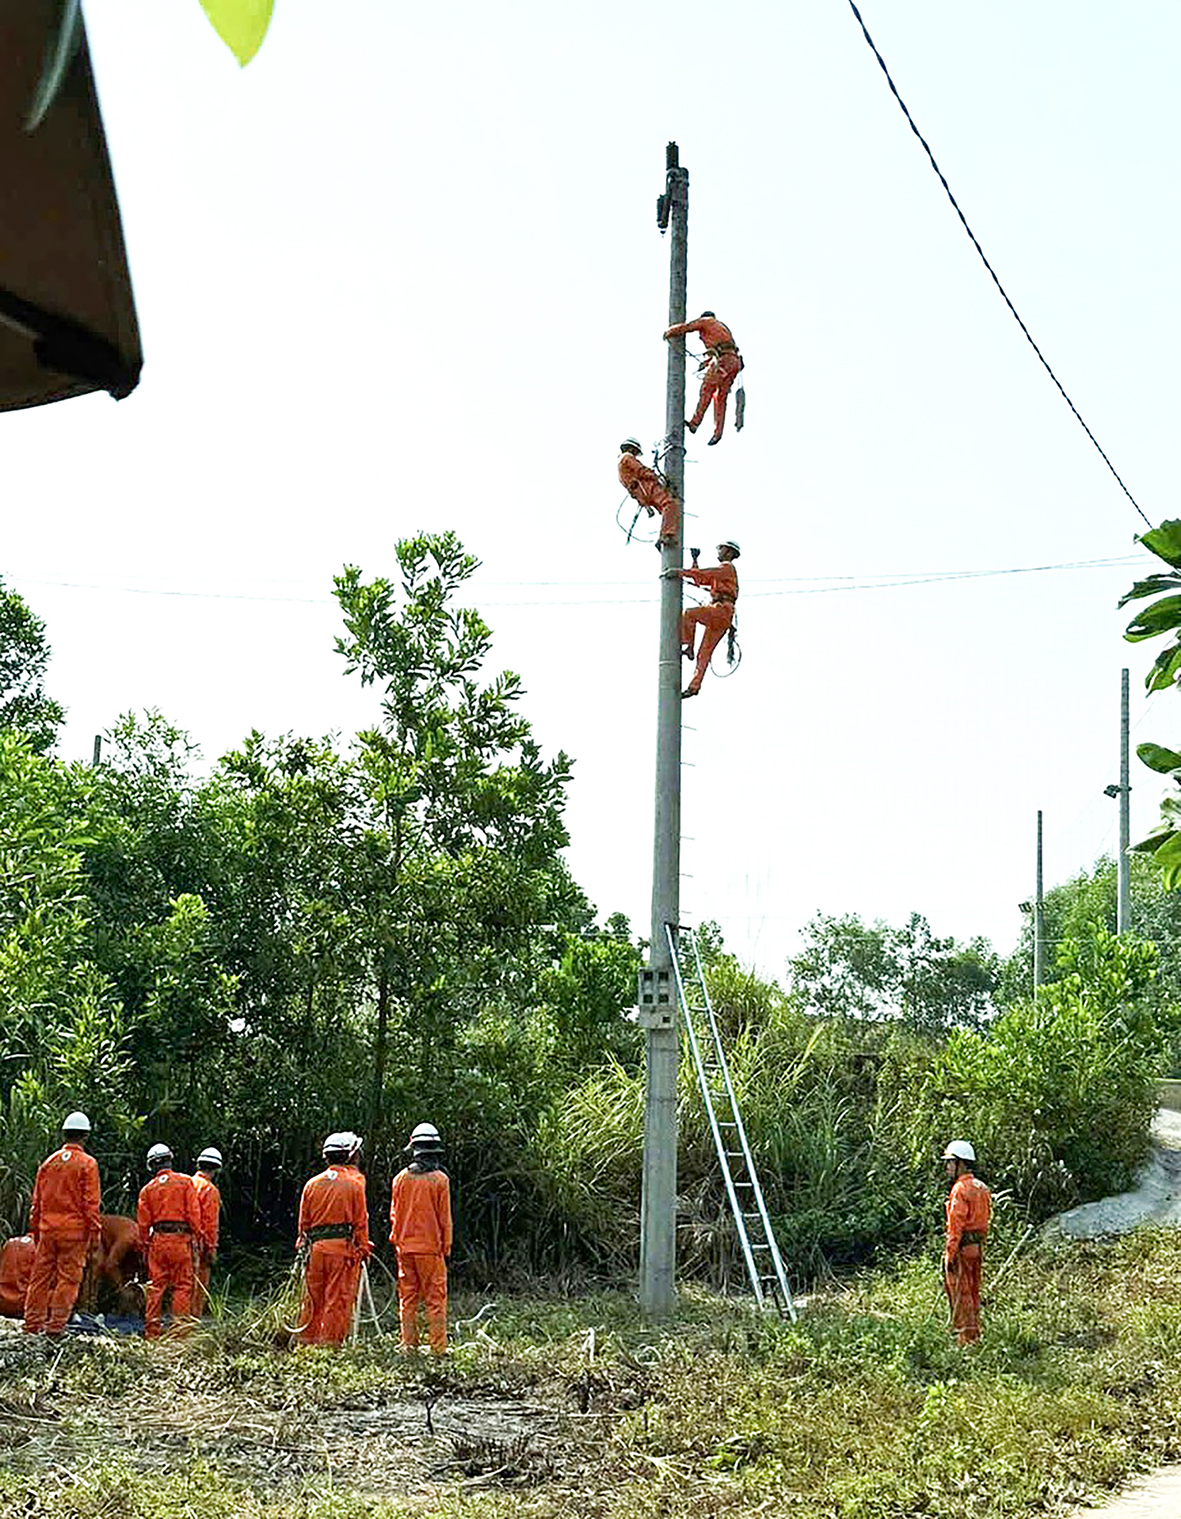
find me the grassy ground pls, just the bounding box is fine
[4,1231,1181,1518]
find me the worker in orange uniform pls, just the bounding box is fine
[942,1139,991,1346]
[23,1111,101,1337]
[1,1234,35,1318]
[618,440,680,547]
[665,540,740,699]
[137,1143,203,1340]
[663,311,743,445]
[191,1147,223,1315]
[389,1123,452,1355]
[295,1133,371,1346]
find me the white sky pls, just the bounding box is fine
[6,0,1179,978]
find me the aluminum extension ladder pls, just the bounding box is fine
[666,924,796,1321]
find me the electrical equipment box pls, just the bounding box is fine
[636,967,675,1029]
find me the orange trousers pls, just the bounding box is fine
[397,1251,447,1353]
[689,352,742,441]
[681,603,733,693]
[23,1232,90,1335]
[944,1245,983,1345]
[298,1244,361,1346]
[628,480,680,544]
[194,1252,212,1315]
[144,1234,194,1339]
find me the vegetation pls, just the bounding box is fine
[5,1231,1181,1517]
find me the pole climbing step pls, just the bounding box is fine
[665,924,796,1321]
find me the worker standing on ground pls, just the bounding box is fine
[23,1111,101,1337]
[942,1139,991,1346]
[389,1123,452,1355]
[295,1133,371,1347]
[138,1144,203,1339]
[618,439,680,547]
[665,540,740,699]
[663,311,743,445]
[191,1147,222,1315]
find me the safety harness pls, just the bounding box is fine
[305,1222,354,1243]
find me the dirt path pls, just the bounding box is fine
[1069,1466,1181,1517]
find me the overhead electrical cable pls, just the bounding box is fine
[844,0,1151,529]
[6,554,1146,609]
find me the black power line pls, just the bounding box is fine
[845,0,1151,529]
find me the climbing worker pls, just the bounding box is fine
[618,439,680,547]
[137,1143,203,1340]
[665,540,740,699]
[295,1132,371,1347]
[23,1111,101,1337]
[191,1147,223,1315]
[942,1139,991,1347]
[389,1122,453,1355]
[662,311,743,445]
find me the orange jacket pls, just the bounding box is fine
[191,1173,221,1254]
[945,1172,991,1257]
[29,1143,101,1241]
[389,1164,452,1256]
[664,315,737,351]
[137,1169,203,1252]
[618,452,664,495]
[684,563,738,604]
[297,1166,371,1256]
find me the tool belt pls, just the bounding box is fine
[306,1223,353,1243]
[713,594,737,605]
[707,341,740,358]
[151,1221,191,1235]
[960,1230,986,1247]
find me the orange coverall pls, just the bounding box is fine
[0,1235,35,1318]
[137,1169,203,1339]
[296,1166,371,1346]
[389,1163,452,1354]
[24,1141,101,1335]
[664,315,743,443]
[191,1172,221,1313]
[618,451,680,544]
[681,562,738,696]
[944,1171,991,1345]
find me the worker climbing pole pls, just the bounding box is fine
[618,438,680,547]
[666,539,741,699]
[663,311,744,445]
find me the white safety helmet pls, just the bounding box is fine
[322,1131,352,1158]
[147,1143,173,1169]
[62,1111,91,1134]
[941,1139,976,1164]
[408,1122,442,1148]
[620,438,643,455]
[197,1147,223,1169]
[345,1132,364,1160]
[717,539,741,558]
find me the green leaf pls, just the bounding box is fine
[1146,641,1181,693]
[1130,825,1178,855]
[1154,831,1181,891]
[1139,520,1181,569]
[1117,573,1181,609]
[199,0,273,66]
[1125,595,1181,642]
[1137,743,1181,775]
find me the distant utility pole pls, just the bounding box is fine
[91,734,102,767]
[638,142,688,1317]
[1119,667,1131,933]
[1104,669,1132,932]
[1034,810,1046,991]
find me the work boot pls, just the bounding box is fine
[685,418,699,434]
[682,685,699,699]
[707,433,722,446]
[681,644,694,659]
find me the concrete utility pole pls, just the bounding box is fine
[638,142,688,1316]
[91,734,102,767]
[1119,667,1131,933]
[1034,810,1046,991]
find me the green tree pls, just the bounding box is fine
[0,579,64,753]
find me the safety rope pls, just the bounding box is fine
[844,0,1150,528]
